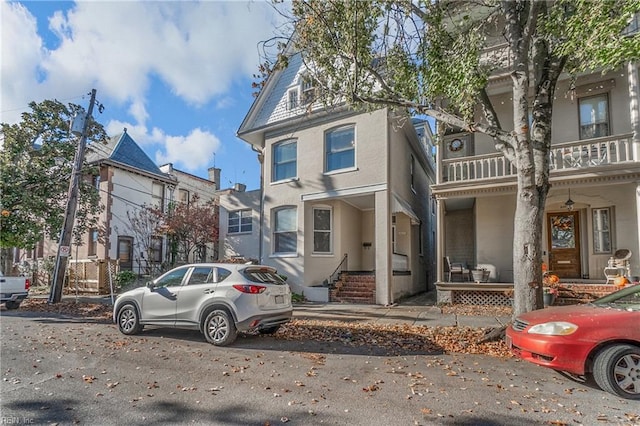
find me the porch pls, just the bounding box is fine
[440,133,635,184]
[436,280,620,306]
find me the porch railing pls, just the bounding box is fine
[327,253,348,286]
[442,133,635,184]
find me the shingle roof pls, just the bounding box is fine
[86,129,167,179]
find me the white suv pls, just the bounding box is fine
[113,263,293,346]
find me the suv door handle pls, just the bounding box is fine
[204,289,215,294]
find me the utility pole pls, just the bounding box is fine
[49,89,97,304]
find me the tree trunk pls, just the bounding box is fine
[1,247,13,275]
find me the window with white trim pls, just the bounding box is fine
[88,228,98,256]
[287,88,299,110]
[152,183,165,212]
[579,94,610,139]
[325,125,355,172]
[150,236,163,262]
[301,76,315,104]
[313,207,332,254]
[410,154,416,191]
[273,140,297,182]
[228,209,252,234]
[274,207,297,254]
[592,207,612,254]
[178,189,189,205]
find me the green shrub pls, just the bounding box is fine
[114,270,137,288]
[291,292,306,303]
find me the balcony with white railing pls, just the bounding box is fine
[441,134,636,184]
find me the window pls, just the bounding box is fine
[392,215,397,254]
[325,126,355,172]
[152,183,165,211]
[150,236,163,262]
[623,12,639,35]
[88,228,98,256]
[187,266,214,285]
[274,207,297,254]
[155,267,188,288]
[92,174,100,190]
[313,207,332,254]
[301,76,315,104]
[178,189,189,205]
[287,88,299,110]
[579,94,609,139]
[228,209,252,233]
[410,154,416,191]
[273,140,297,182]
[593,208,612,254]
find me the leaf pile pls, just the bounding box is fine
[19,299,113,320]
[277,320,512,357]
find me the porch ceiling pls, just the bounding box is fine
[343,195,375,210]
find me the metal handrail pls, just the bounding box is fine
[328,253,348,285]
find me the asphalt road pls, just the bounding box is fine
[1,311,637,426]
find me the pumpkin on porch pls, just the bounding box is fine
[544,274,560,285]
[614,275,629,288]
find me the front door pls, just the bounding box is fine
[117,237,133,271]
[547,211,581,279]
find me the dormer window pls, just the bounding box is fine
[301,75,315,105]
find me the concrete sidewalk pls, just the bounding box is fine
[292,291,512,328]
[292,302,512,328]
[46,290,512,329]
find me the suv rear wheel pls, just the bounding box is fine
[203,309,237,346]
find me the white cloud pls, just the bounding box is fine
[1,0,285,122]
[156,128,221,172]
[1,0,284,184]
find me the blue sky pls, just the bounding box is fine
[1,0,290,190]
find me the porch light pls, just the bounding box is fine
[564,189,575,211]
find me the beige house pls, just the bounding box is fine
[434,61,640,287]
[217,185,261,261]
[238,52,437,304]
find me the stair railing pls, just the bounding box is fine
[327,253,348,286]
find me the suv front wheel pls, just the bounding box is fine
[203,309,237,346]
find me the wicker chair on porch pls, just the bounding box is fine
[444,256,470,282]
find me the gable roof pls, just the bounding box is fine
[86,129,170,180]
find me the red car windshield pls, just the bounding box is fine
[592,285,640,311]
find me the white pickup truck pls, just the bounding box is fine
[0,272,30,309]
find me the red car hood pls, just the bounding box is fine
[516,303,631,325]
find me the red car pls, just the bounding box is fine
[506,284,640,400]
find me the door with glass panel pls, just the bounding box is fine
[547,212,581,278]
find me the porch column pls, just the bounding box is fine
[374,191,392,305]
[628,62,640,160]
[636,182,640,277]
[437,197,446,282]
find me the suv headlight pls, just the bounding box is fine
[528,321,578,335]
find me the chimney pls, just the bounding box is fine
[208,167,221,190]
[234,183,246,192]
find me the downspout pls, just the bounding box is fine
[252,145,265,263]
